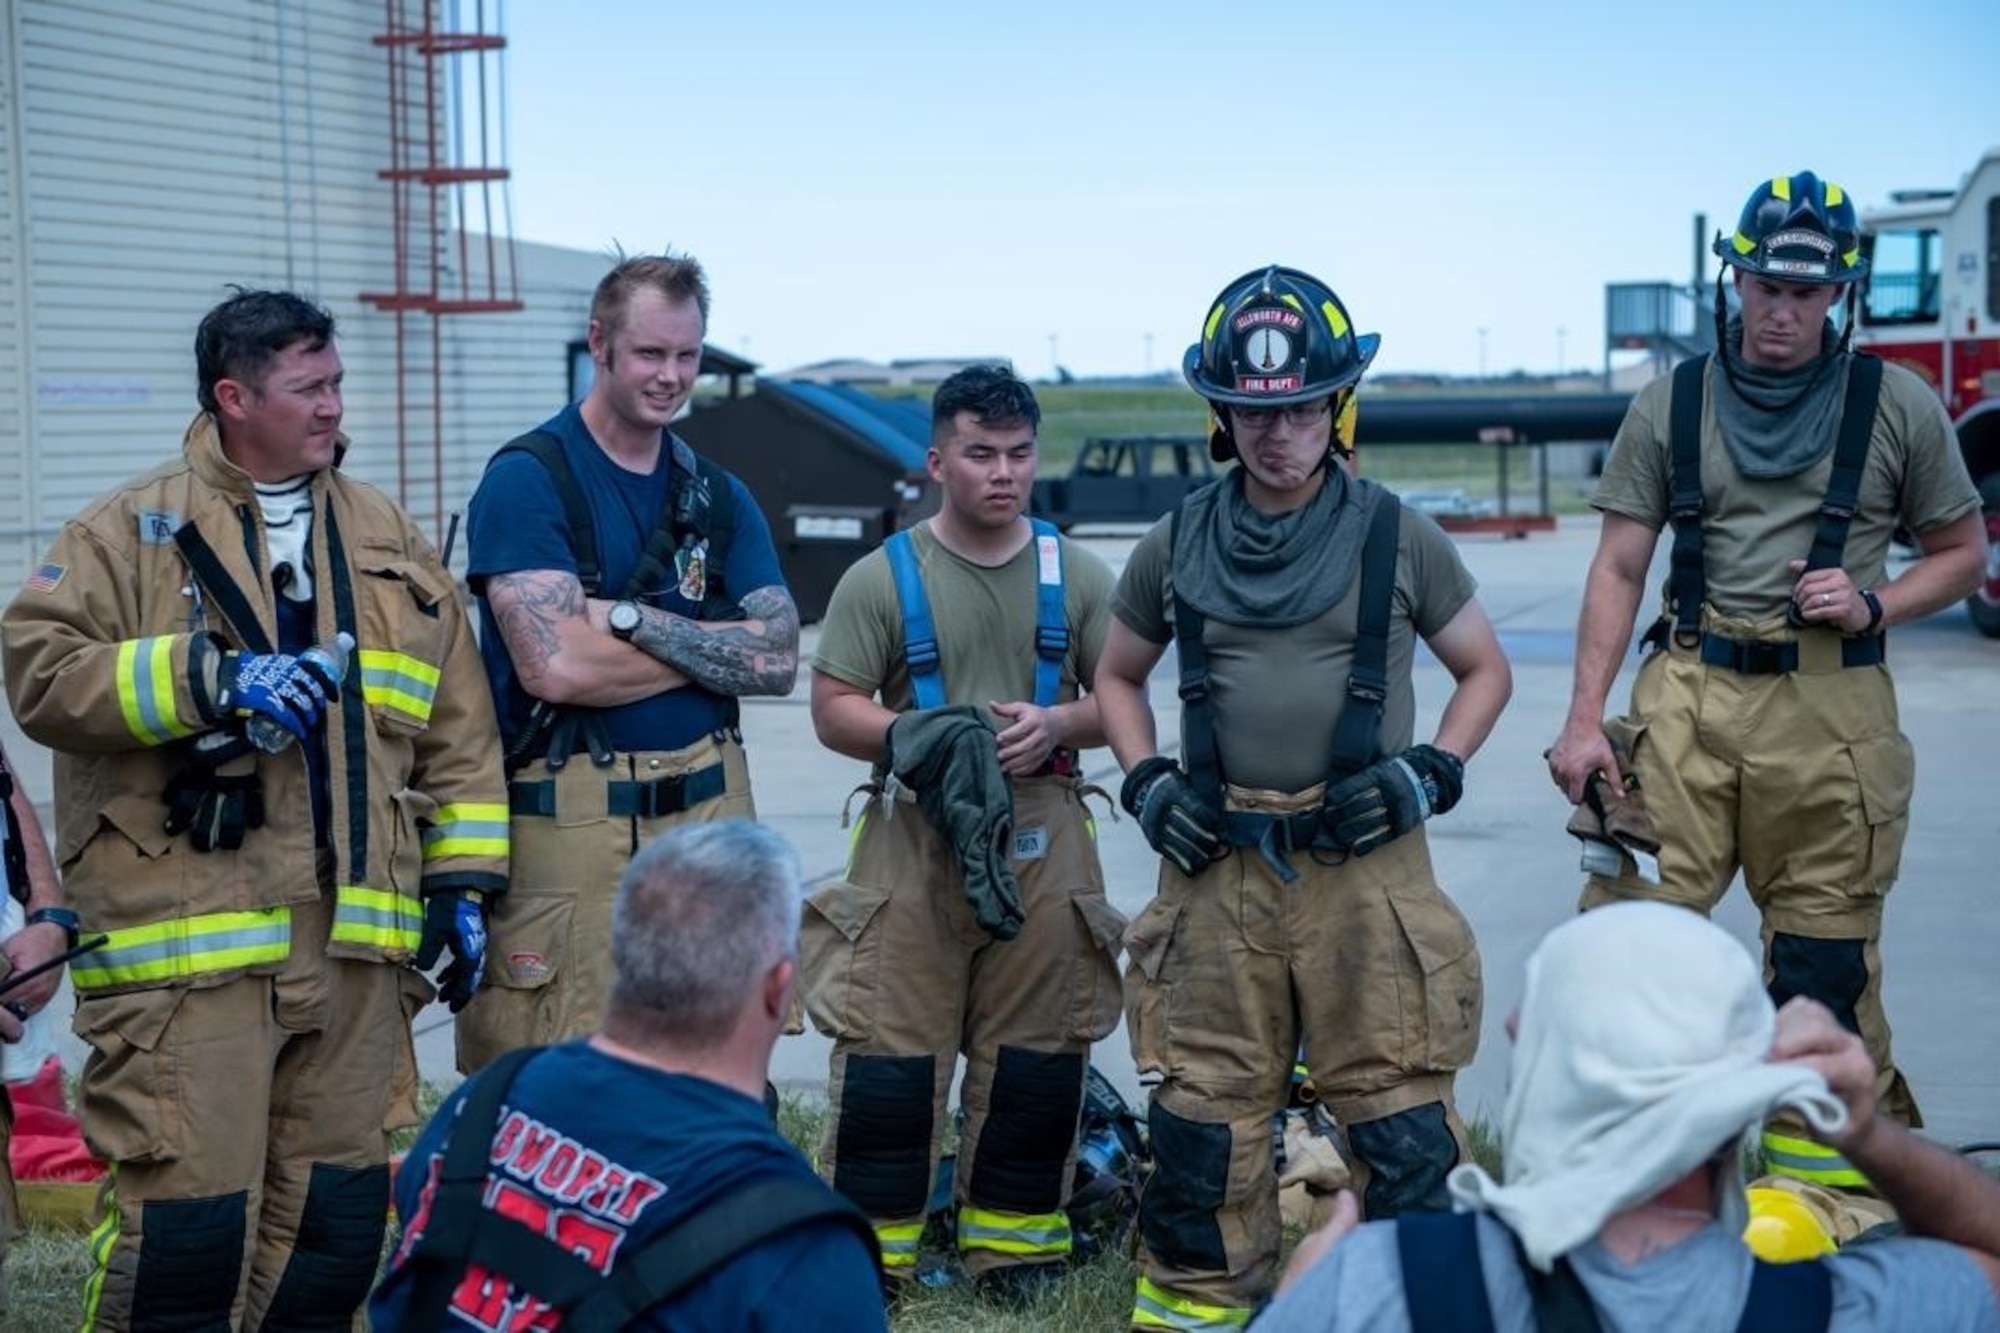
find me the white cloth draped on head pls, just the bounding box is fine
[1446,901,1848,1272]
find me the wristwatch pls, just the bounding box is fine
[1859,587,1884,634]
[25,907,80,949]
[608,600,643,642]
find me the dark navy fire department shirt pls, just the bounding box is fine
[466,405,785,754]
[368,1040,884,1331]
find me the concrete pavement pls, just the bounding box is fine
[10,514,2000,1143]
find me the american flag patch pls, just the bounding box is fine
[24,563,64,593]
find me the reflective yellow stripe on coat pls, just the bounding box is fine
[1132,1276,1252,1330]
[70,909,291,990]
[357,648,440,728]
[422,803,510,862]
[115,636,197,747]
[330,885,423,952]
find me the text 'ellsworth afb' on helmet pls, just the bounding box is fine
[1714,172,1867,285]
[1184,265,1380,409]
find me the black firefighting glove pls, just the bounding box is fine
[162,730,265,853]
[1320,744,1465,857]
[415,890,489,1013]
[1121,756,1226,878]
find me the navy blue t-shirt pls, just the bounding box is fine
[368,1041,885,1332]
[466,405,785,752]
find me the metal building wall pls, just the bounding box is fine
[0,0,598,588]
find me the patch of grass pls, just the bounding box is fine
[2,1079,1533,1331]
[890,1247,1135,1332]
[6,1224,93,1330]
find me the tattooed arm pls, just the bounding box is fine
[486,568,689,707]
[619,584,801,698]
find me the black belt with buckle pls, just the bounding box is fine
[1697,632,1886,676]
[509,763,728,819]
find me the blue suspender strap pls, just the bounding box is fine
[1397,1211,1498,1333]
[885,530,946,710]
[1736,1258,1832,1333]
[1028,517,1069,709]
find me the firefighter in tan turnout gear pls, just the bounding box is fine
[1,290,508,1330]
[455,252,797,1072]
[804,365,1126,1306]
[1547,171,1985,1192]
[1094,266,1513,1330]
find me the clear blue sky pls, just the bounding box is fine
[499,1,1998,380]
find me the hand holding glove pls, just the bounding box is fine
[1121,756,1226,878]
[162,730,265,853]
[415,890,488,1012]
[1320,744,1464,857]
[221,649,340,743]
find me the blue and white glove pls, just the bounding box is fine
[221,650,339,742]
[415,890,488,1013]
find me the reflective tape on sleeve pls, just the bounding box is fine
[116,637,197,746]
[357,649,441,726]
[330,885,424,952]
[421,803,509,861]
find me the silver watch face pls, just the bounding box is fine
[610,602,642,635]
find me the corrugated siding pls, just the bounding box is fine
[0,0,32,572]
[1,0,600,588]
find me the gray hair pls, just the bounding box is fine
[608,820,803,1045]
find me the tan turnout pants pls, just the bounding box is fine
[1124,791,1480,1323]
[800,775,1126,1278]
[1582,616,1920,1177]
[72,890,425,1330]
[456,736,752,1072]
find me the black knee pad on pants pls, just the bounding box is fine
[968,1046,1085,1214]
[834,1053,936,1216]
[1139,1102,1230,1272]
[132,1191,247,1332]
[262,1162,390,1330]
[1349,1102,1458,1217]
[1768,933,1867,1036]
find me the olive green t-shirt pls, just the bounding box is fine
[814,521,1116,717]
[1593,358,1979,620]
[1112,501,1476,794]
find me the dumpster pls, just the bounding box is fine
[783,503,890,624]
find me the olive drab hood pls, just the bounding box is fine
[1,413,508,995]
[884,705,1021,939]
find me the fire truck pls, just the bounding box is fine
[1855,147,2000,636]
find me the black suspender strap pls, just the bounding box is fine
[1664,354,1710,649]
[398,1044,877,1331]
[1397,1211,1500,1332]
[1798,354,1885,579]
[1325,489,1402,783]
[1395,1210,1830,1333]
[1167,508,1225,808]
[495,431,602,595]
[564,1176,880,1333]
[174,521,275,655]
[401,1044,545,1329]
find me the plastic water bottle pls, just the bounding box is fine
[246,631,355,754]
